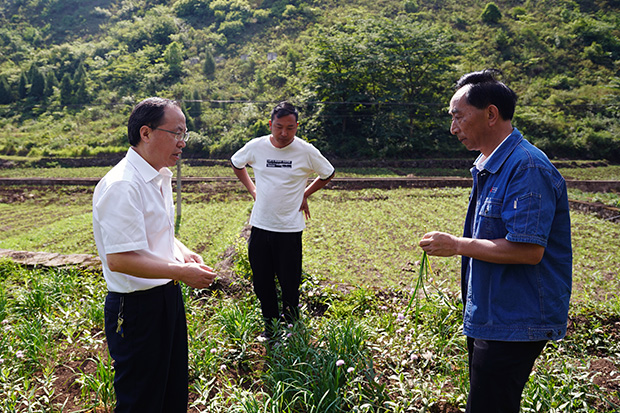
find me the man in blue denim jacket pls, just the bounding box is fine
[420,69,572,413]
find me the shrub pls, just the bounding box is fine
[480,2,501,24]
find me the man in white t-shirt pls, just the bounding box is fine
[231,101,335,340]
[93,97,216,412]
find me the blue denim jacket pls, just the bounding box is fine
[461,128,572,342]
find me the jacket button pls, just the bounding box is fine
[546,331,553,338]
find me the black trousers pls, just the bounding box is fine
[248,227,302,333]
[466,337,547,413]
[104,281,188,413]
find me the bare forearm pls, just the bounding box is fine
[232,165,256,199]
[456,237,544,265]
[304,172,334,198]
[106,251,216,288]
[419,232,544,265]
[107,251,185,281]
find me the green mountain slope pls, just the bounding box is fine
[0,0,618,160]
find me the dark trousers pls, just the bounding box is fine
[248,227,302,334]
[466,337,547,413]
[104,281,188,413]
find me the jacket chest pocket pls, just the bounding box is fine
[479,197,502,218]
[476,197,506,239]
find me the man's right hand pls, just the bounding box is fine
[180,263,217,289]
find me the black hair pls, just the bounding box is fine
[455,69,517,121]
[127,97,180,146]
[270,101,299,122]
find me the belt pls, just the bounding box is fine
[108,280,179,297]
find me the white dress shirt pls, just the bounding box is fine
[93,148,183,293]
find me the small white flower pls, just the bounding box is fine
[15,350,24,359]
[336,359,345,367]
[347,367,355,373]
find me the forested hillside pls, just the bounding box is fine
[0,0,618,160]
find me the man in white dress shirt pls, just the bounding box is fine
[93,97,216,412]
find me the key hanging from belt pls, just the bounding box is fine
[116,296,125,338]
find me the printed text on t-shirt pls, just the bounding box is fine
[266,159,292,168]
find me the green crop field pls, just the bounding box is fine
[0,175,619,411]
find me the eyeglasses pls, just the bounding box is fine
[154,127,190,142]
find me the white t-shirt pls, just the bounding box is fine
[92,148,183,293]
[231,136,334,232]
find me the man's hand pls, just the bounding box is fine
[419,231,460,257]
[182,250,204,264]
[299,196,311,219]
[178,263,217,289]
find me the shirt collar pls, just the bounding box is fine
[125,147,171,184]
[473,128,523,173]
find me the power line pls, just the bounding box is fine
[184,99,620,109]
[6,99,619,111]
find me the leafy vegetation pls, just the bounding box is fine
[0,0,618,159]
[1,185,619,304]
[1,170,619,410]
[0,188,619,410]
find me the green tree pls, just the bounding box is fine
[304,17,455,157]
[18,72,28,100]
[404,0,418,13]
[73,61,89,104]
[74,80,88,105]
[150,14,178,45]
[188,89,202,119]
[29,66,46,99]
[44,70,58,97]
[174,0,213,19]
[0,76,13,104]
[27,63,38,83]
[203,49,216,78]
[73,61,87,85]
[481,2,501,24]
[60,73,73,106]
[164,41,184,75]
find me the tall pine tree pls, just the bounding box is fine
[44,71,58,97]
[203,49,216,78]
[18,73,28,100]
[0,76,13,104]
[60,73,73,107]
[29,67,46,99]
